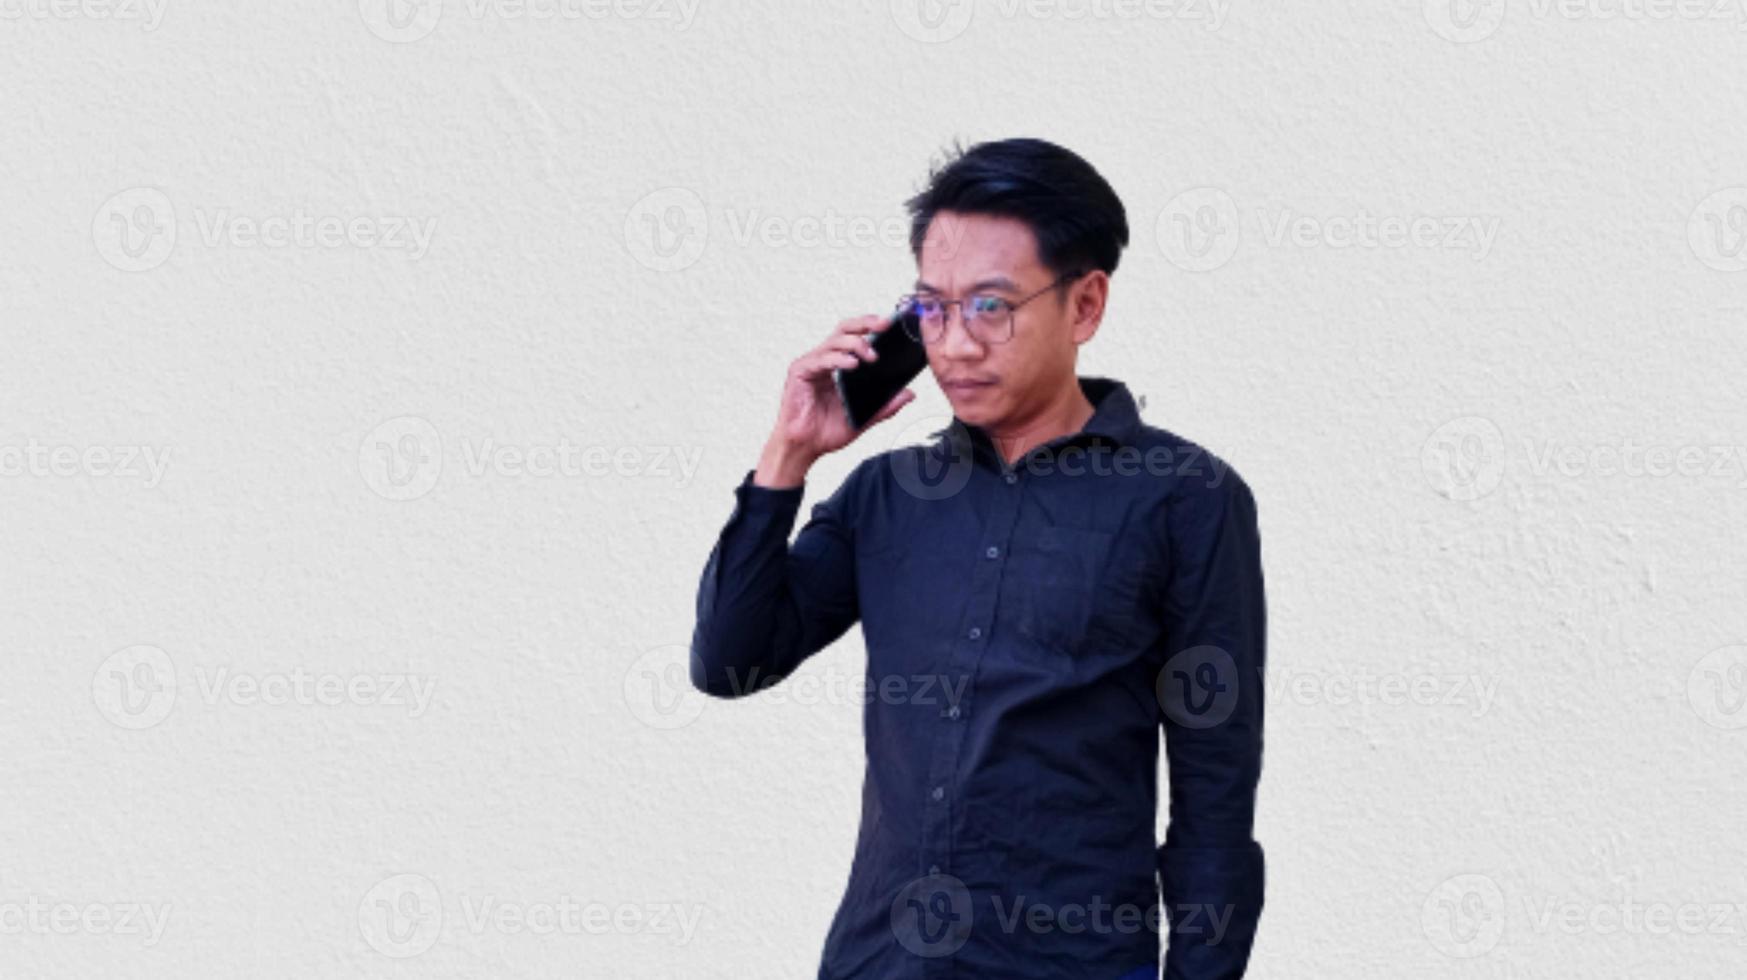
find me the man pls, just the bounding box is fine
[691,137,1266,978]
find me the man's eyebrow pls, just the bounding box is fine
[913,276,1020,294]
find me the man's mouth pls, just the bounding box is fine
[943,378,994,393]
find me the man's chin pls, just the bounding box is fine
[944,383,998,415]
[948,400,993,425]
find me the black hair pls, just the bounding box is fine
[904,137,1130,281]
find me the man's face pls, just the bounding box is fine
[912,210,1096,427]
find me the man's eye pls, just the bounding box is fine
[970,296,1005,314]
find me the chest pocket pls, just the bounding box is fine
[999,524,1104,653]
[1004,525,1152,664]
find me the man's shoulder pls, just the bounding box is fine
[844,436,971,495]
[1125,420,1254,504]
[812,447,906,512]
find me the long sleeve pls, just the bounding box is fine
[1156,466,1267,979]
[690,464,863,698]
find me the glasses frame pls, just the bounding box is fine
[896,269,1087,345]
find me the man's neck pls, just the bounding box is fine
[985,378,1097,468]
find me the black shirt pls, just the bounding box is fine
[692,375,1266,979]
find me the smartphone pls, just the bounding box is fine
[833,308,929,430]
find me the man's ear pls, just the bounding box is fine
[1070,270,1110,345]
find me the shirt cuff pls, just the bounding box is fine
[717,468,809,544]
[735,467,805,511]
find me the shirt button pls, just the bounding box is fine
[929,864,941,875]
[947,705,961,720]
[931,786,945,802]
[1003,472,1017,484]
[967,627,981,640]
[984,546,999,559]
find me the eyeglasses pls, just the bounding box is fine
[895,270,1086,345]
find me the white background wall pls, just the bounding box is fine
[4,2,1746,977]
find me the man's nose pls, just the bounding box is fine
[938,305,985,358]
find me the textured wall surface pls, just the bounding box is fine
[4,2,1746,977]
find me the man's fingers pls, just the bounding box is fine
[867,388,915,426]
[823,331,879,360]
[798,314,891,380]
[835,314,887,337]
[796,347,860,379]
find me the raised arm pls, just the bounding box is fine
[690,460,864,697]
[690,313,916,698]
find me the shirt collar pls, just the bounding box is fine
[927,374,1142,465]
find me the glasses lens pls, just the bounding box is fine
[895,295,1017,344]
[967,295,1012,342]
[903,296,942,342]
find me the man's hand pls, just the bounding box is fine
[755,314,917,488]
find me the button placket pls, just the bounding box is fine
[918,467,1022,881]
